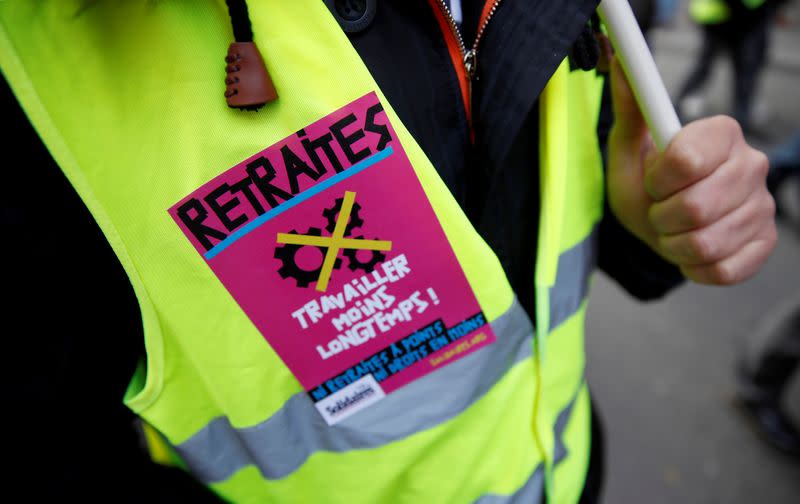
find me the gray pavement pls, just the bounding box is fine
[585,2,800,503]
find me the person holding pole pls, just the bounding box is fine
[1,0,776,501]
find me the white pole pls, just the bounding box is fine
[598,0,682,150]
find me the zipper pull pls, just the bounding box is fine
[464,49,477,79]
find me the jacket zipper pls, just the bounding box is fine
[429,0,504,130]
[430,0,551,493]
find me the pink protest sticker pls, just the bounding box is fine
[169,93,495,425]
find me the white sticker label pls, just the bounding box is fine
[314,374,386,425]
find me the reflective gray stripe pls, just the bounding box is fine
[473,465,544,504]
[177,298,535,483]
[473,379,585,504]
[547,231,595,470]
[547,230,595,466]
[174,231,596,485]
[549,228,597,330]
[553,380,586,466]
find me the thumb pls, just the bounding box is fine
[607,55,660,251]
[610,56,648,146]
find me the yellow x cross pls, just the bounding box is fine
[276,191,392,292]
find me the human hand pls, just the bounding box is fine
[606,58,777,285]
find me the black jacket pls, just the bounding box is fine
[4,0,682,500]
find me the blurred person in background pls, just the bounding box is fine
[736,298,800,460]
[676,0,785,132]
[736,131,800,460]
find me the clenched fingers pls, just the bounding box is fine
[644,116,742,201]
[648,146,769,235]
[655,186,775,266]
[641,115,777,285]
[679,225,777,285]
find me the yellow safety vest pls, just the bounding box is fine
[690,0,767,24]
[0,1,604,502]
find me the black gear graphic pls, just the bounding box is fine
[342,237,386,273]
[322,197,364,236]
[274,227,342,288]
